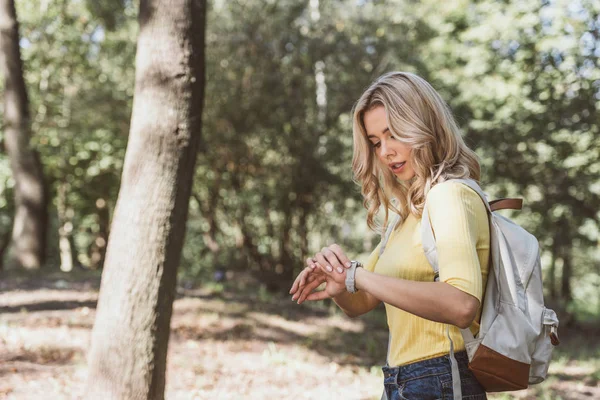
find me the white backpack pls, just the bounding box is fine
[380,178,560,400]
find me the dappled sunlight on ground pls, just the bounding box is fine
[0,273,598,399]
[0,275,385,399]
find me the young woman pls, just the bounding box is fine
[289,72,489,399]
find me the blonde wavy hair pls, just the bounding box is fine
[351,71,481,233]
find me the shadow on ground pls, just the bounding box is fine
[0,269,389,370]
[3,269,598,381]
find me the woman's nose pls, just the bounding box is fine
[380,140,395,158]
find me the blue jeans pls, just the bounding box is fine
[382,351,487,400]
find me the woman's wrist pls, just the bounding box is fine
[354,267,368,291]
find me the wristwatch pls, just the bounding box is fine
[345,260,363,293]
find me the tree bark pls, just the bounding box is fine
[548,237,558,300]
[561,252,572,303]
[57,182,75,272]
[0,0,48,269]
[86,1,206,399]
[0,229,11,270]
[298,200,309,264]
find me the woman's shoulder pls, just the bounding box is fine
[428,179,478,197]
[425,180,489,233]
[426,180,484,209]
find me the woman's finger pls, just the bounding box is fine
[307,256,323,272]
[295,276,325,304]
[290,267,310,294]
[320,247,345,274]
[329,243,352,269]
[315,252,341,279]
[305,255,318,270]
[314,252,335,275]
[300,266,312,289]
[291,265,323,296]
[296,275,324,302]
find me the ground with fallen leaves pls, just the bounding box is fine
[0,270,598,399]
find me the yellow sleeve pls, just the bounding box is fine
[363,242,381,273]
[425,182,489,302]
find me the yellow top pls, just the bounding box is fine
[364,181,490,367]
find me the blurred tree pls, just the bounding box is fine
[85,0,207,398]
[0,0,48,269]
[85,0,128,31]
[0,178,12,270]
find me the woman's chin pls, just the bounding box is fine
[395,173,416,183]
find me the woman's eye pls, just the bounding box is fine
[372,142,381,149]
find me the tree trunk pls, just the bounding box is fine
[0,229,11,270]
[0,0,48,269]
[561,252,572,303]
[548,238,558,300]
[57,182,75,272]
[86,1,206,399]
[278,203,294,283]
[298,202,309,264]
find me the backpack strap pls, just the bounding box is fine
[452,180,528,312]
[379,213,402,256]
[446,325,463,400]
[420,178,489,400]
[379,212,401,400]
[380,330,393,400]
[490,198,523,211]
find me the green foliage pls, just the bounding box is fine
[1,0,598,318]
[416,0,600,306]
[185,0,433,288]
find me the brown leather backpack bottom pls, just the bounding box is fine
[468,345,530,392]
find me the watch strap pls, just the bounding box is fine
[345,260,362,293]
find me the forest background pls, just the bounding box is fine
[1,0,599,399]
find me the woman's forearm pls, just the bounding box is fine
[332,290,380,318]
[354,268,479,328]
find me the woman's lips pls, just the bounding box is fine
[390,162,406,173]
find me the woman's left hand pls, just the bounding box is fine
[290,266,325,301]
[293,265,347,304]
[290,264,324,296]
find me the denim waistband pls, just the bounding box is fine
[382,351,469,384]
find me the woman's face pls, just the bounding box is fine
[363,106,416,182]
